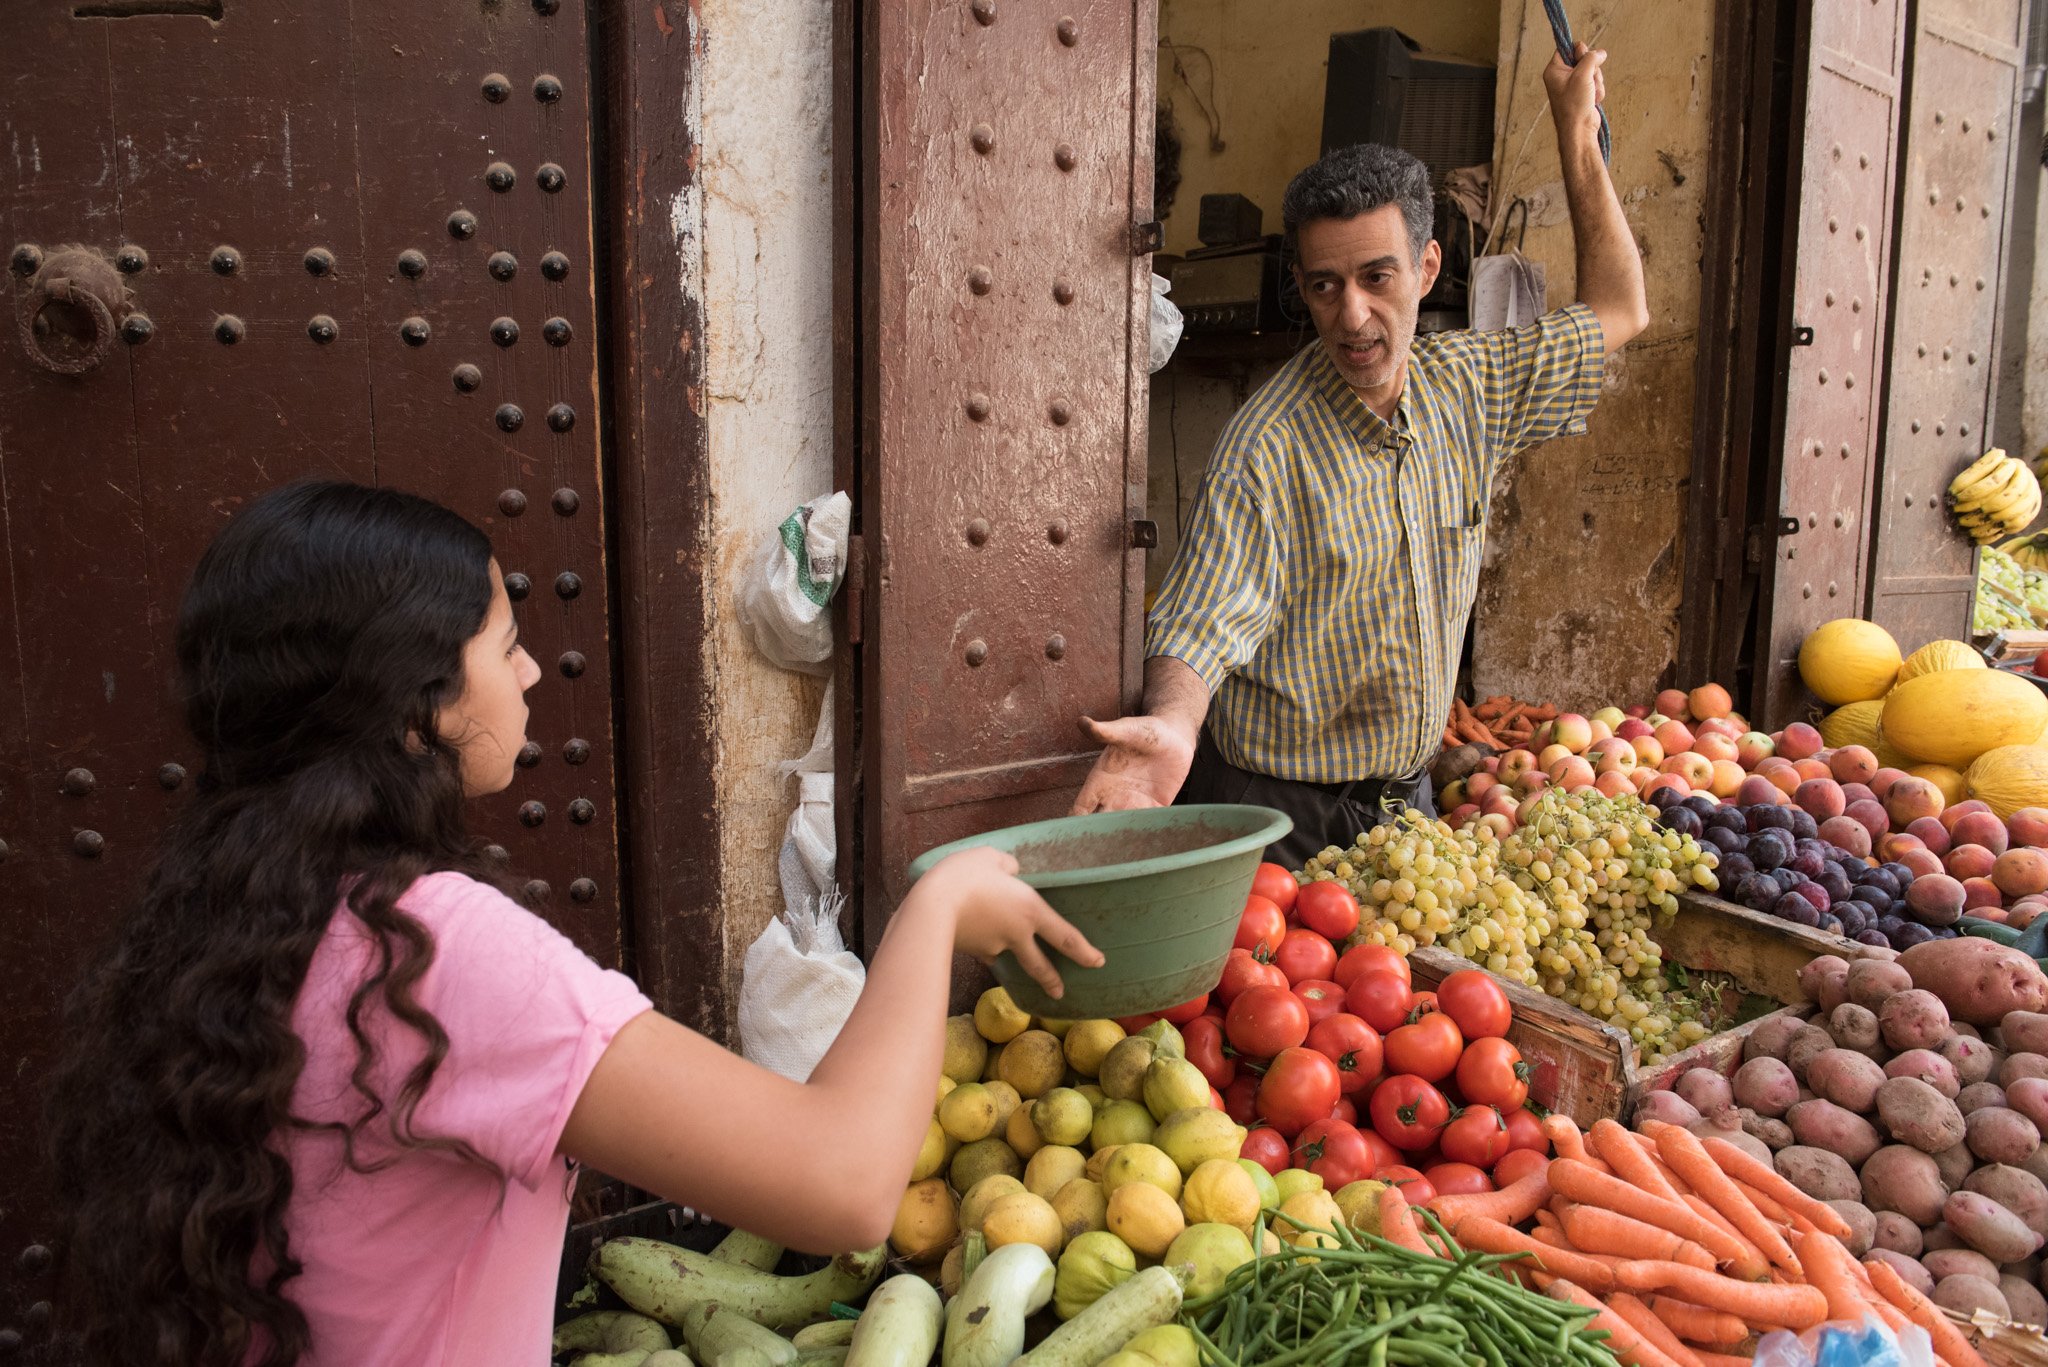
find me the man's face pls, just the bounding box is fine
[1293,205,1441,397]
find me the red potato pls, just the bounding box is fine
[2003,1274,2048,1329]
[1847,959,1915,1012]
[1885,1049,1961,1099]
[1934,1141,1979,1193]
[1734,1057,1801,1118]
[1957,1082,2010,1116]
[1924,1248,2002,1284]
[1688,1106,1773,1164]
[1798,954,1853,1006]
[1745,1110,1796,1151]
[1900,938,2048,1026]
[1947,1190,2048,1263]
[1924,1225,1967,1253]
[1873,1212,1924,1257]
[1880,990,1953,1052]
[1877,1076,1967,1153]
[1788,1100,1884,1166]
[1786,1025,1840,1080]
[1827,1199,1878,1258]
[1746,1013,1810,1063]
[2002,1053,2048,1089]
[1941,1034,1999,1087]
[2003,1011,2048,1056]
[1869,1247,1936,1295]
[1966,1164,2048,1240]
[1860,1144,1950,1226]
[1632,1089,1702,1129]
[1828,1003,1884,1057]
[1808,1049,1889,1113]
[1934,1274,2011,1320]
[1674,1068,1734,1115]
[1774,1145,1864,1203]
[1966,1108,2042,1166]
[2008,1076,2048,1132]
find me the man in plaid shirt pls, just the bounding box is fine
[1074,42,1648,869]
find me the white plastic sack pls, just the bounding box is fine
[1753,1314,1933,1367]
[1148,273,1184,374]
[737,491,851,675]
[1470,252,1547,332]
[739,888,864,1083]
[777,682,836,915]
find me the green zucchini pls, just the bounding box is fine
[553,1310,674,1356]
[1010,1265,1184,1367]
[790,1321,857,1350]
[843,1274,942,1367]
[592,1236,887,1332]
[710,1228,786,1272]
[941,1242,1055,1367]
[682,1303,797,1367]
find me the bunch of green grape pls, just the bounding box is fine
[1977,548,2038,632]
[1299,789,1723,1064]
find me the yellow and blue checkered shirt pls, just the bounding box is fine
[1148,304,1606,784]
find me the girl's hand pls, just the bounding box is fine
[910,847,1104,1000]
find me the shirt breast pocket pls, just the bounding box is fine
[1437,515,1484,622]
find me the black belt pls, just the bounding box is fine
[1299,771,1427,803]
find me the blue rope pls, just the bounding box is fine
[1543,0,1612,166]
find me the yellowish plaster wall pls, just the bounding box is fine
[1156,0,1499,256]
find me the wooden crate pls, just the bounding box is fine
[1402,888,1889,1130]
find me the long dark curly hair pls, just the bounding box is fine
[45,481,513,1367]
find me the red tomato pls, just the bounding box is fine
[1159,993,1210,1025]
[1226,984,1310,1058]
[1374,1165,1436,1205]
[1332,1097,1358,1125]
[1240,1125,1291,1175]
[1304,1013,1384,1096]
[1369,1075,1450,1151]
[1425,1162,1494,1196]
[1256,1047,1342,1137]
[1272,928,1338,986]
[1216,947,1287,1006]
[1210,1086,1226,1110]
[1114,1012,1159,1034]
[1223,1074,1260,1125]
[1492,1148,1551,1188]
[1295,881,1362,941]
[1455,1037,1531,1111]
[1437,969,1512,1041]
[1345,971,1415,1035]
[1251,863,1299,915]
[1359,1128,1401,1172]
[1183,1015,1237,1090]
[1293,1119,1372,1190]
[1234,894,1288,955]
[1502,1105,1548,1155]
[1439,1105,1511,1169]
[1385,1011,1464,1083]
[1335,943,1411,991]
[1409,990,1438,1016]
[1293,979,1346,1026]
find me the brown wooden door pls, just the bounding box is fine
[1758,0,1909,724]
[1867,0,2030,652]
[0,3,619,1344]
[855,0,1155,954]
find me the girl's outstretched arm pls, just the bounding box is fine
[557,848,1099,1253]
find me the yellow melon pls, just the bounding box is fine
[1966,744,2048,820]
[1819,699,1885,751]
[1799,619,1902,704]
[1897,639,1985,685]
[1908,764,1968,806]
[1880,669,2048,769]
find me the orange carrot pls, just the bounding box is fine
[1642,1122,1802,1278]
[1699,1136,1854,1239]
[1560,1204,1717,1271]
[1646,1297,1745,1350]
[1865,1256,1990,1367]
[1534,1208,1564,1234]
[1733,1181,1792,1225]
[1692,1354,1755,1367]
[1545,1280,1686,1367]
[1680,1194,1771,1278]
[1377,1183,1433,1255]
[1444,727,1463,747]
[1531,1226,1624,1268]
[1549,1159,1767,1281]
[1613,1260,1829,1331]
[1792,1228,1869,1323]
[1609,1293,1707,1367]
[1595,1119,1685,1204]
[1452,1216,1617,1292]
[1543,1115,1611,1173]
[1429,1170,1553,1230]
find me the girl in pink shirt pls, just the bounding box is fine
[44,482,1098,1367]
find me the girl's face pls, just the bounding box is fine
[437,560,541,796]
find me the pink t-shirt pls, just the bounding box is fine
[280,871,651,1365]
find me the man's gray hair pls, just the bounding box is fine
[1281,145,1434,263]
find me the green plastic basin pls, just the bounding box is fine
[906,804,1293,1019]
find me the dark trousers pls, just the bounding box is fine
[1177,730,1436,872]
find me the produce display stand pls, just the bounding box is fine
[1942,1308,2048,1367]
[1403,886,1889,1130]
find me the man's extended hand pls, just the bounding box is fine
[1071,714,1197,815]
[1542,41,1606,149]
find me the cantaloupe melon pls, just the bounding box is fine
[1820,699,1885,751]
[1799,619,1902,704]
[1897,639,1985,684]
[1967,744,2048,820]
[1880,669,2048,769]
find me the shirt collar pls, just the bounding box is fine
[1306,340,1414,448]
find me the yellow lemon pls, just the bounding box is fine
[1005,1104,1047,1161]
[958,1173,1027,1233]
[1122,1325,1201,1367]
[1101,1143,1183,1203]
[1163,1222,1254,1298]
[1097,1037,1157,1101]
[997,1030,1067,1099]
[910,1119,949,1182]
[975,987,1031,1044]
[951,1138,1022,1195]
[1153,1107,1244,1176]
[1334,1179,1389,1234]
[1091,1100,1157,1152]
[890,1179,957,1263]
[1034,1016,1075,1039]
[1064,1019,1127,1077]
[935,1075,956,1109]
[1180,1158,1261,1236]
[1271,1169,1325,1207]
[1278,1190,1343,1256]
[1084,1145,1122,1184]
[1236,1159,1281,1212]
[1052,1177,1110,1243]
[944,1014,989,1082]
[982,1190,1064,1257]
[938,1083,999,1143]
[1054,1230,1137,1320]
[982,1080,1023,1132]
[1032,1088,1095,1147]
[1107,1181,1186,1260]
[1025,1145,1088,1201]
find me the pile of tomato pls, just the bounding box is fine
[1118,864,1553,1203]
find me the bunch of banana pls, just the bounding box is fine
[1948,447,2041,545]
[2003,532,2048,575]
